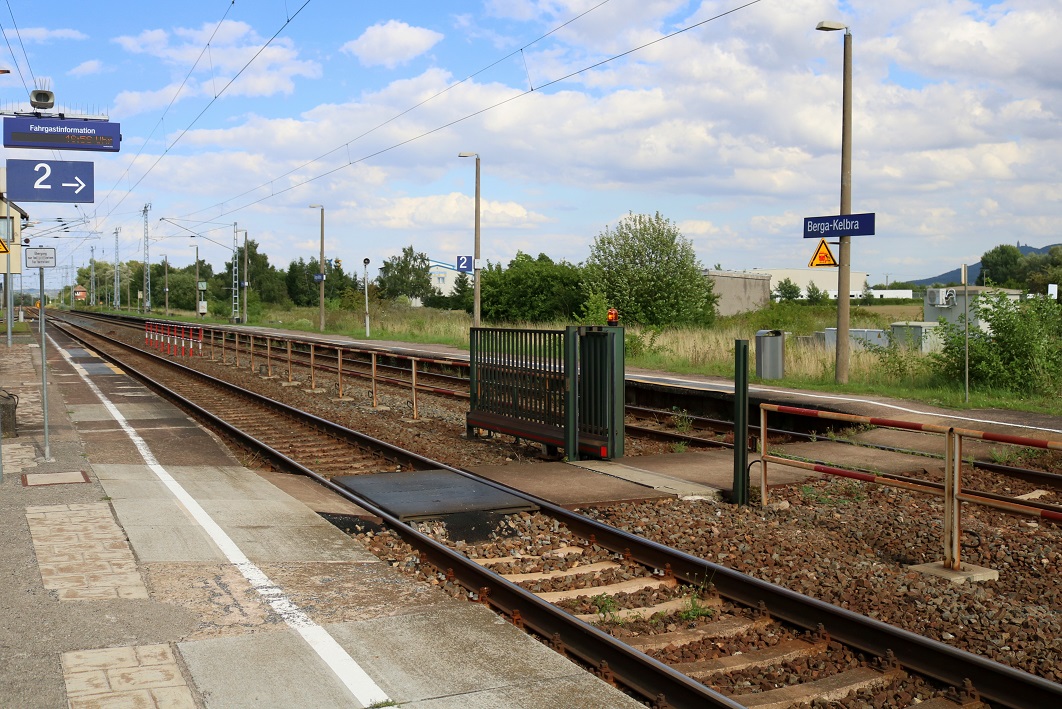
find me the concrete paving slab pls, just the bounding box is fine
[199,498,337,527]
[178,628,378,708]
[467,461,672,507]
[225,523,374,563]
[568,459,722,498]
[326,602,642,707]
[255,469,374,517]
[123,524,223,563]
[99,478,180,500]
[67,403,174,423]
[92,463,184,480]
[404,675,645,709]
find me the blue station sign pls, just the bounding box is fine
[6,159,94,203]
[3,117,121,152]
[803,212,875,238]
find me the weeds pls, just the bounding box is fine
[592,593,619,621]
[670,407,693,433]
[676,595,715,622]
[800,480,867,506]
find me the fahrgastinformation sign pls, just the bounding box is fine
[3,117,121,152]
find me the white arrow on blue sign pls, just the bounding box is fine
[6,159,94,203]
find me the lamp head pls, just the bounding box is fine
[308,204,323,209]
[457,152,477,158]
[815,20,847,32]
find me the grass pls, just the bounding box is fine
[74,298,1056,413]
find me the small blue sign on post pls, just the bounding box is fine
[457,255,474,272]
[313,273,325,283]
[6,159,94,203]
[4,117,121,152]
[803,212,875,238]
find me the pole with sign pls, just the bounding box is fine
[26,247,55,461]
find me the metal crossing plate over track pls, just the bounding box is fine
[333,470,537,522]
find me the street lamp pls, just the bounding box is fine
[457,152,481,328]
[309,205,325,332]
[363,257,371,338]
[816,19,853,384]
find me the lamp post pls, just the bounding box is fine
[309,205,325,332]
[816,19,853,384]
[363,257,371,338]
[457,152,481,327]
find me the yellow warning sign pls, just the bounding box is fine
[0,239,8,255]
[808,238,838,268]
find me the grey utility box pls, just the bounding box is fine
[755,329,785,379]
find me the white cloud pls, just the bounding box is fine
[360,193,548,230]
[341,20,443,69]
[68,60,103,77]
[111,21,320,116]
[6,27,87,43]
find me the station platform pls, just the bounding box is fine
[0,329,642,709]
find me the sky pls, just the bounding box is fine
[2,0,1060,293]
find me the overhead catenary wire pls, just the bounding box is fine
[95,0,239,215]
[93,0,315,226]
[183,0,619,219]
[185,0,767,222]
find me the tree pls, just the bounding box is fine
[480,252,584,322]
[978,244,1023,287]
[805,280,827,305]
[285,258,316,307]
[377,245,433,301]
[774,277,801,302]
[931,290,1062,395]
[582,212,717,326]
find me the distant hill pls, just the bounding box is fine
[911,243,1061,286]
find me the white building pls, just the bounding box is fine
[751,268,869,299]
[428,261,463,296]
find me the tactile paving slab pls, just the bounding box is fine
[334,469,537,521]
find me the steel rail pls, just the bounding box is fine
[54,319,740,708]
[59,314,1062,706]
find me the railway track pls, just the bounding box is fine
[62,310,1062,494]
[52,317,1062,708]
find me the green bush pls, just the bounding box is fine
[930,291,1062,395]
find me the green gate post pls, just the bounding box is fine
[732,339,750,505]
[607,326,625,458]
[564,326,579,460]
[466,327,479,438]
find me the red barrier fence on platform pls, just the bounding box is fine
[146,322,203,357]
[758,403,1062,572]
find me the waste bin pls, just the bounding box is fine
[1,389,17,438]
[755,330,785,379]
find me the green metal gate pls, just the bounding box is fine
[467,326,624,460]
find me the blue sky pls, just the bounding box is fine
[3,0,1060,293]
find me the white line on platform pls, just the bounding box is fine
[54,338,390,708]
